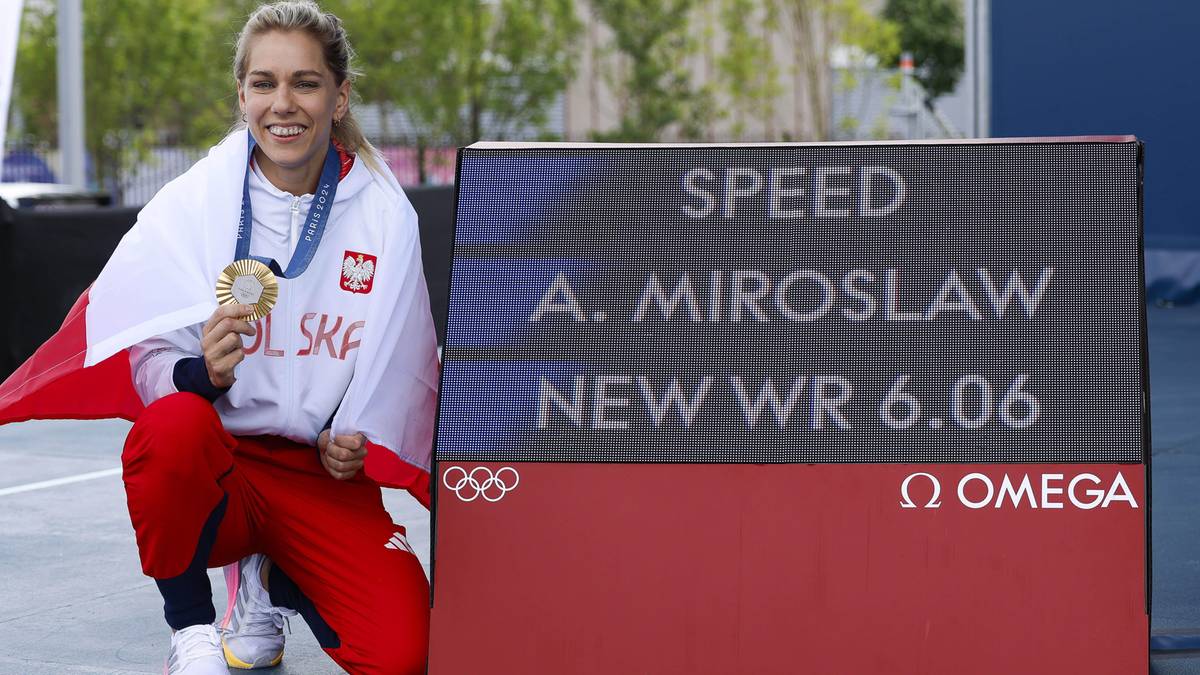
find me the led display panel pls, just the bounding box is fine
[437,139,1145,464]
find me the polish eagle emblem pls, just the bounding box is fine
[341,250,377,294]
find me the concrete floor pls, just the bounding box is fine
[1148,304,1200,674]
[0,305,1197,673]
[0,418,427,674]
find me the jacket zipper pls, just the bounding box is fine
[280,196,301,437]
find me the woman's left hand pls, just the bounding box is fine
[318,429,368,480]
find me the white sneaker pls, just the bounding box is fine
[166,624,229,674]
[219,554,297,669]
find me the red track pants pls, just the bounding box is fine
[121,393,429,674]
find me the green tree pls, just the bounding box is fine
[321,0,409,145]
[716,0,781,140]
[775,0,899,140]
[14,0,239,190]
[329,0,579,181]
[588,0,711,141]
[883,0,963,103]
[334,0,580,149]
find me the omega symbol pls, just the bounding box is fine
[900,472,942,509]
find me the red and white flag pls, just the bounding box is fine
[0,132,436,506]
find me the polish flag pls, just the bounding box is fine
[0,288,144,426]
[0,132,434,507]
[0,286,432,507]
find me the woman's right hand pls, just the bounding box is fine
[201,304,257,388]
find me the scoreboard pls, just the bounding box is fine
[429,138,1148,674]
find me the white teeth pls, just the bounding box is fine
[268,125,304,137]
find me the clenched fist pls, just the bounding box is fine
[319,430,368,480]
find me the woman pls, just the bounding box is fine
[116,2,437,673]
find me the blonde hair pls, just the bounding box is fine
[233,1,384,175]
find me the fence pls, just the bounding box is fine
[830,66,961,142]
[2,139,458,207]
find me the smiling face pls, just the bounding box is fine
[237,29,349,194]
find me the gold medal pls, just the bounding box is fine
[215,259,278,321]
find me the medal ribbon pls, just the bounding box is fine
[236,130,341,278]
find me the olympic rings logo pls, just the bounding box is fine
[442,466,520,503]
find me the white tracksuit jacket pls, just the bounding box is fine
[130,157,417,446]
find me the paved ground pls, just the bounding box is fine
[1150,305,1200,633]
[0,305,1196,673]
[1148,304,1200,674]
[0,419,427,674]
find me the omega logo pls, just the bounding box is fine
[900,472,1139,510]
